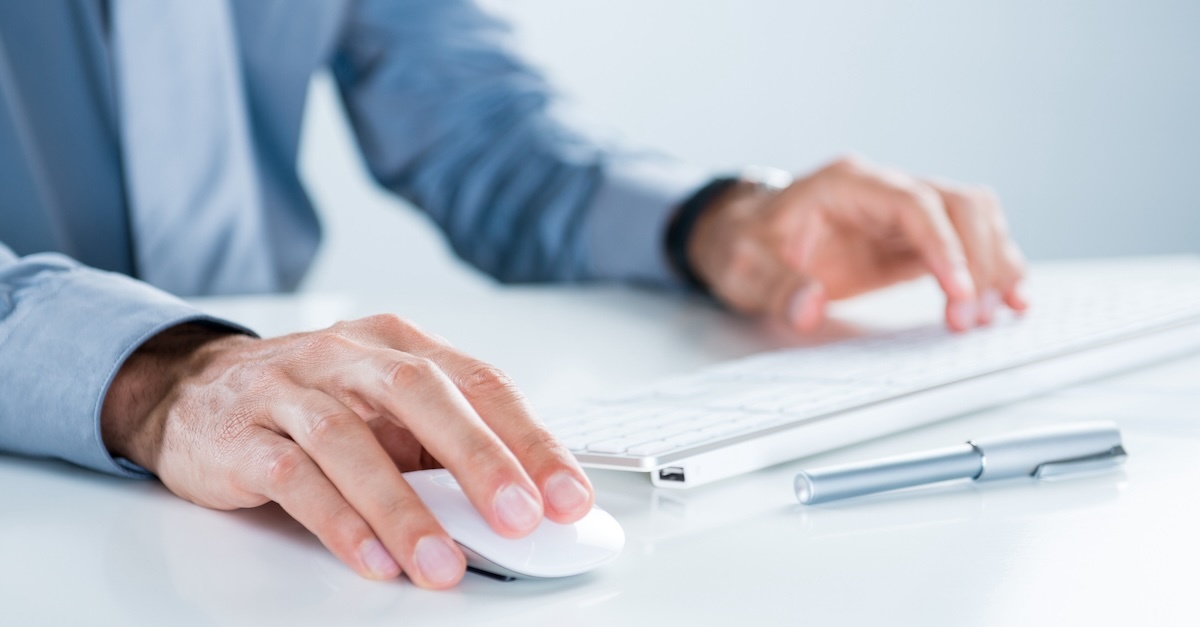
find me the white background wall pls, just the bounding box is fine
[298,0,1200,293]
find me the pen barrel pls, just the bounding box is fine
[795,444,982,505]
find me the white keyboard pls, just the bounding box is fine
[544,260,1200,488]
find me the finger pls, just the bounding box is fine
[998,240,1030,311]
[935,184,999,324]
[759,257,827,333]
[960,181,1027,309]
[985,199,1030,312]
[272,388,466,589]
[683,224,829,334]
[444,357,594,523]
[411,349,594,523]
[342,316,595,524]
[293,335,545,538]
[785,280,828,333]
[817,158,978,328]
[247,430,401,581]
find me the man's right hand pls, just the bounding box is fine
[100,315,595,589]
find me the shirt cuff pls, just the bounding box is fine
[0,256,251,478]
[582,157,712,286]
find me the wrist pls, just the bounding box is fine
[686,176,787,289]
[665,177,742,292]
[101,323,247,471]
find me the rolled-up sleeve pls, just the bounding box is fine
[331,0,709,286]
[0,243,247,477]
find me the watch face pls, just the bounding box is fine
[740,165,793,191]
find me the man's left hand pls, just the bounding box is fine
[687,156,1029,332]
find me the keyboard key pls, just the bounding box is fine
[663,431,713,447]
[619,426,675,443]
[561,436,591,452]
[587,439,632,454]
[625,440,676,456]
[697,422,743,438]
[573,426,627,442]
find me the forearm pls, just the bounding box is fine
[334,0,709,286]
[0,245,249,476]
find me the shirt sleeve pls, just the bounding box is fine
[0,242,250,477]
[331,0,711,286]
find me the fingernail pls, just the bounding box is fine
[950,301,977,330]
[414,536,463,587]
[494,483,542,532]
[545,472,590,516]
[360,538,401,579]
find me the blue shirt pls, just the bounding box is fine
[0,0,706,476]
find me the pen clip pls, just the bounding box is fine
[1032,445,1128,479]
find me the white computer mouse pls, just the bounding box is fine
[403,469,625,580]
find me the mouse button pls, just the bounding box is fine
[457,534,538,575]
[570,508,626,554]
[404,471,489,537]
[431,472,462,490]
[514,511,625,577]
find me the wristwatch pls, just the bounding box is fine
[665,166,792,292]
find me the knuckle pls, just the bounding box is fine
[944,185,1001,219]
[891,184,945,223]
[515,425,565,460]
[903,182,941,210]
[264,444,307,490]
[825,154,864,175]
[305,408,357,443]
[322,501,368,542]
[972,184,1001,207]
[367,313,421,338]
[423,331,452,348]
[950,185,991,215]
[458,362,520,399]
[461,437,506,473]
[298,332,354,361]
[384,356,439,388]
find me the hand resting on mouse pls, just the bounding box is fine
[100,315,596,589]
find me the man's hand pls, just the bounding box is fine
[688,156,1029,332]
[101,316,594,589]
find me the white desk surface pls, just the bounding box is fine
[4,257,1199,626]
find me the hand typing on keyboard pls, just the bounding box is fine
[555,261,1200,487]
[685,155,1029,333]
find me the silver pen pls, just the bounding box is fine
[794,421,1127,505]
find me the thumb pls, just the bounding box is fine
[712,239,827,332]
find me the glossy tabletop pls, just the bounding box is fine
[3,257,1199,626]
